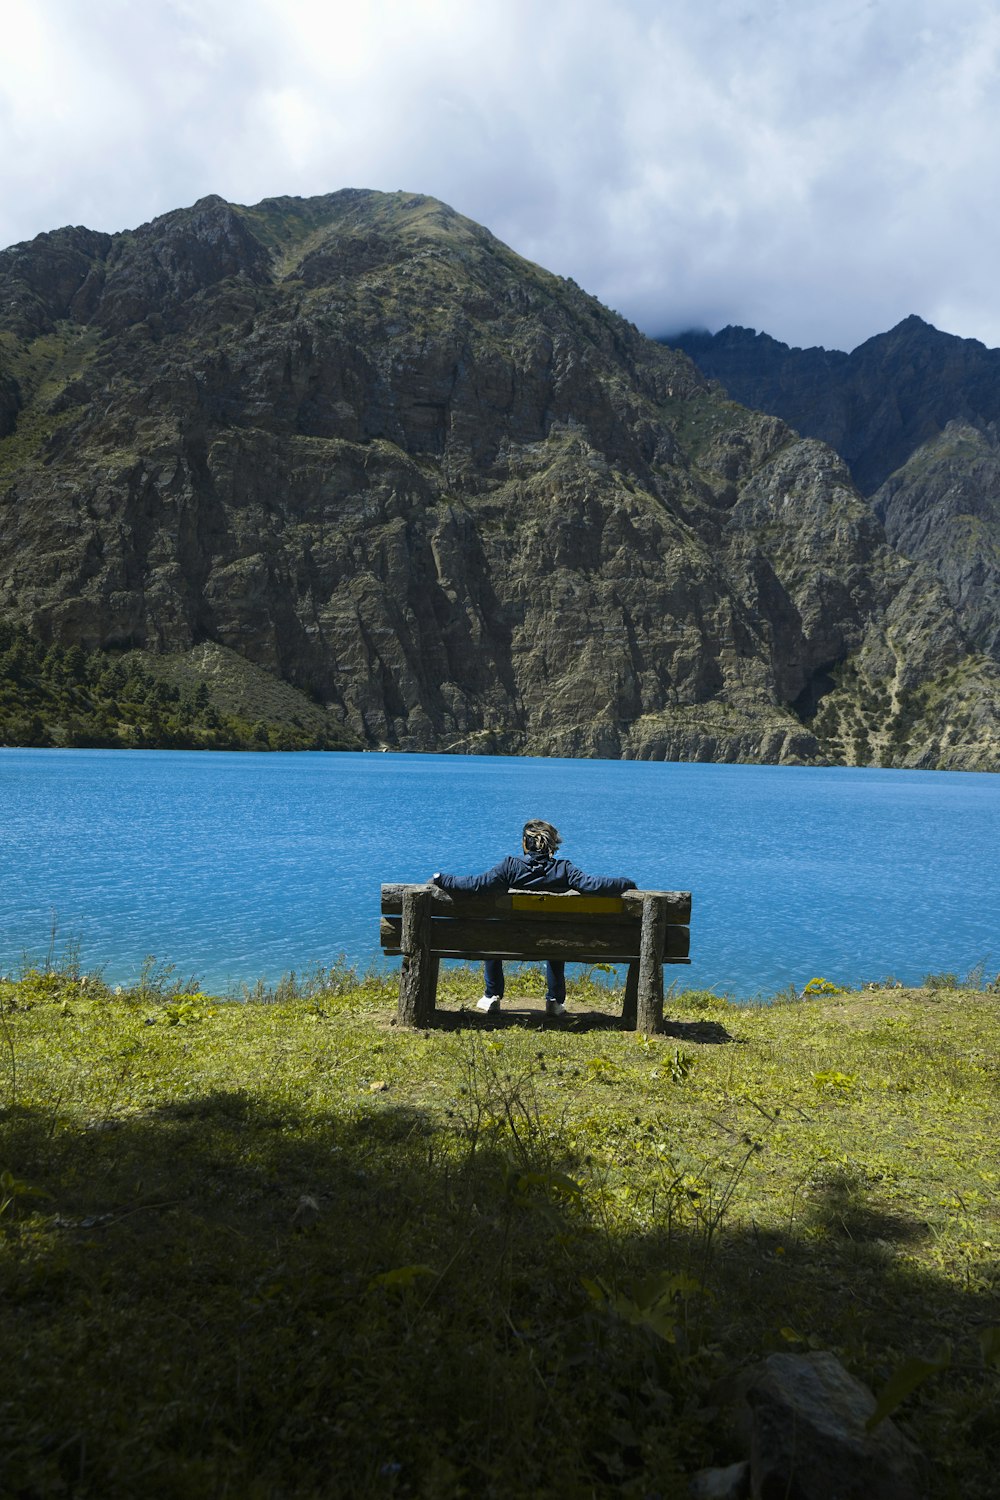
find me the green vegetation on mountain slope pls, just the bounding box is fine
[0,621,359,750]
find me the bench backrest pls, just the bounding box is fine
[380,884,691,964]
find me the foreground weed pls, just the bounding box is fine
[923,971,961,991]
[236,956,364,1004]
[452,1034,563,1175]
[0,1167,51,1219]
[801,976,844,995]
[133,953,200,1005]
[0,987,15,1110]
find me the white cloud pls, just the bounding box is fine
[2,0,1000,349]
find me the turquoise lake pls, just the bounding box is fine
[2,748,998,999]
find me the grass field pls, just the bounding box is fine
[1,963,997,1497]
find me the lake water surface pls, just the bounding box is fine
[2,748,998,999]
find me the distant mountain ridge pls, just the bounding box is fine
[3,191,1000,768]
[671,316,1000,492]
[671,317,1000,677]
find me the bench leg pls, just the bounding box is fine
[636,896,665,1035]
[419,957,440,1028]
[622,962,638,1029]
[399,888,432,1027]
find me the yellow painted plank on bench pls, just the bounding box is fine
[510,893,623,914]
[380,885,692,925]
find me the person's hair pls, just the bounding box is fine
[522,819,561,856]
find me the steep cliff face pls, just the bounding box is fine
[2,191,999,766]
[872,421,1000,662]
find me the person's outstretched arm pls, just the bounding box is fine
[430,858,517,894]
[563,863,637,895]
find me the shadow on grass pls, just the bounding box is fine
[1,1085,997,1498]
[427,1005,735,1045]
[804,1164,934,1245]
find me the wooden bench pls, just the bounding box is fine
[380,884,692,1033]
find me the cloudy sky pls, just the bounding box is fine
[3,0,1000,352]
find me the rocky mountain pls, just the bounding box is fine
[673,319,1000,678]
[2,191,1000,768]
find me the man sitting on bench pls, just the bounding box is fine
[429,819,636,1017]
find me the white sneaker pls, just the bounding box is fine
[476,995,501,1013]
[545,999,567,1017]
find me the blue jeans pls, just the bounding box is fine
[484,959,566,1004]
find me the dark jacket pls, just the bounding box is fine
[432,852,636,896]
